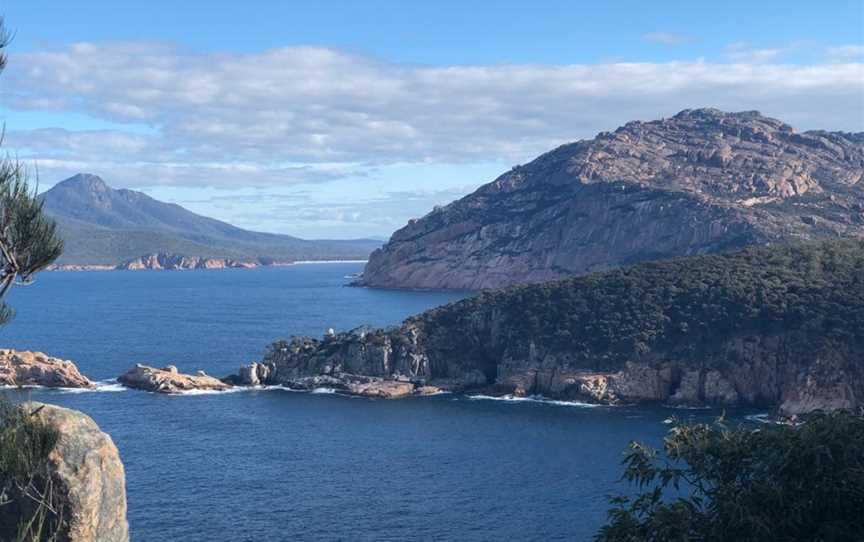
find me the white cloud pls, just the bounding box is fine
[1,41,862,192]
[827,44,864,61]
[642,32,693,45]
[723,41,786,63]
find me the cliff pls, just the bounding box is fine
[241,241,864,415]
[0,403,128,542]
[358,109,864,290]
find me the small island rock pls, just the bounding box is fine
[118,364,232,393]
[0,349,94,389]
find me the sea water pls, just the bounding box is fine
[1,264,748,541]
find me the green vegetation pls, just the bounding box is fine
[412,240,864,370]
[0,161,64,324]
[0,399,62,542]
[596,411,864,542]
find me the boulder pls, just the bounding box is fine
[346,379,415,399]
[237,362,271,386]
[118,363,232,393]
[414,385,442,396]
[0,349,94,389]
[0,403,129,542]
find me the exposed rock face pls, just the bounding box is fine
[117,252,259,270]
[359,109,864,289]
[2,403,130,542]
[246,242,864,415]
[0,349,94,389]
[118,363,232,393]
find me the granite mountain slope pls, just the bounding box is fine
[41,174,380,265]
[359,109,864,289]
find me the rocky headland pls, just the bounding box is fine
[0,403,129,542]
[116,253,261,270]
[237,241,864,416]
[0,349,94,389]
[358,109,864,290]
[118,364,232,393]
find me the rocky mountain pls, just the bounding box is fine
[358,109,864,289]
[237,240,864,416]
[40,174,381,265]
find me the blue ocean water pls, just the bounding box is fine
[0,264,740,541]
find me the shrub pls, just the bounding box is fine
[596,411,864,541]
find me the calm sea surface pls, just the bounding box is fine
[0,264,750,541]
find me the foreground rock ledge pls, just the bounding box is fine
[0,349,94,389]
[118,364,232,393]
[0,403,129,542]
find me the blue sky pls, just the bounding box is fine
[1,0,862,238]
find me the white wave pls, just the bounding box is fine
[466,394,604,408]
[61,380,127,393]
[310,387,338,394]
[417,390,452,397]
[745,413,774,424]
[1,380,127,394]
[168,386,250,396]
[662,403,713,410]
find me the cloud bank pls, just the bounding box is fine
[2,41,862,190]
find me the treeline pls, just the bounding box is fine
[408,240,864,369]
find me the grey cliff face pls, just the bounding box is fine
[359,109,864,289]
[245,321,863,416]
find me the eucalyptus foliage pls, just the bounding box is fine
[596,411,864,542]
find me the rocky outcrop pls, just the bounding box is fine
[358,109,864,290]
[0,403,129,542]
[0,349,94,389]
[117,253,260,270]
[46,264,116,272]
[245,241,864,415]
[229,358,435,399]
[118,363,232,393]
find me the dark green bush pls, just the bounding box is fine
[596,411,864,541]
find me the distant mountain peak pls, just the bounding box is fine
[49,173,113,198]
[55,173,110,191]
[39,173,380,265]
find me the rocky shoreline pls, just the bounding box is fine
[46,254,364,272]
[3,328,861,417]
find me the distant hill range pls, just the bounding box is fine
[357,109,864,290]
[40,174,380,267]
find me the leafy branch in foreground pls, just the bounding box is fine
[596,411,864,542]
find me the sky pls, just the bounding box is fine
[0,0,862,239]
